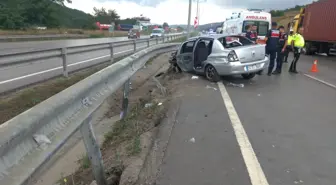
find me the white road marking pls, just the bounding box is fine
[0,48,138,85]
[217,82,269,185]
[303,74,336,89]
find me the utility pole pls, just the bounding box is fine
[187,0,192,39]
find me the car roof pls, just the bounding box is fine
[186,33,242,41]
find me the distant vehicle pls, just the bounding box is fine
[128,28,140,39]
[118,24,134,31]
[220,9,271,44]
[175,34,269,82]
[288,0,336,56]
[150,28,165,38]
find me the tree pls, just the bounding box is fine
[0,0,97,29]
[93,7,120,24]
[163,22,169,28]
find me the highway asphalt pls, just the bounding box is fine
[0,36,174,93]
[156,54,336,185]
[0,35,150,55]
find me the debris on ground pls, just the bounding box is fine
[206,85,218,91]
[227,82,245,88]
[145,103,153,108]
[191,76,199,80]
[189,137,196,143]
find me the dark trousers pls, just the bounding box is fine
[283,46,291,62]
[289,47,301,72]
[276,48,284,72]
[267,50,277,74]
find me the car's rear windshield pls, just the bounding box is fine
[219,36,255,48]
[242,21,269,36]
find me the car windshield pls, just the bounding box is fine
[219,36,255,48]
[152,29,162,33]
[242,21,269,36]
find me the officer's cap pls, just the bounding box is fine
[272,22,277,26]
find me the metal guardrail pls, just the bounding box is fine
[0,33,184,93]
[0,42,181,185]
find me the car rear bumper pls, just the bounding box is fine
[214,57,269,75]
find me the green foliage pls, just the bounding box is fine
[270,5,305,17]
[0,0,95,29]
[0,0,150,30]
[163,22,169,28]
[93,7,120,24]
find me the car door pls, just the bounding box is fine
[176,40,196,72]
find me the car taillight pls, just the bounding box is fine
[228,51,239,62]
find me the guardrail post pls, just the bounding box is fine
[133,40,136,52]
[61,48,68,77]
[120,78,131,119]
[156,37,158,44]
[80,115,107,185]
[147,39,150,47]
[163,36,165,43]
[109,43,114,63]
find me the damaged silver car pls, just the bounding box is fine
[175,34,269,82]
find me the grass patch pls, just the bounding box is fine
[103,98,164,150]
[78,155,91,169]
[126,135,142,156]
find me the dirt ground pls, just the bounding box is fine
[30,52,188,185]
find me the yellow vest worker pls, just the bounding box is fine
[289,32,305,73]
[292,33,305,48]
[287,35,293,45]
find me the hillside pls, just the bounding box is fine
[52,3,95,29]
[272,10,299,28]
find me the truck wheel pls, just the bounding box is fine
[241,73,256,80]
[326,48,333,56]
[305,42,313,55]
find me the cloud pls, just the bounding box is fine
[210,0,313,9]
[66,0,313,24]
[66,0,243,24]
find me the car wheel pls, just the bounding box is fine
[241,73,256,80]
[205,65,220,82]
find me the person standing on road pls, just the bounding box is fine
[245,25,253,41]
[251,24,258,43]
[288,27,305,73]
[273,26,287,74]
[283,29,294,63]
[265,22,280,76]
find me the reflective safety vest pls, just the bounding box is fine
[287,35,294,45]
[293,34,305,48]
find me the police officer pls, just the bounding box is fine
[288,27,305,73]
[283,29,294,63]
[273,25,287,74]
[251,24,258,43]
[265,22,280,76]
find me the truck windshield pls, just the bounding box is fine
[152,30,162,33]
[242,21,269,36]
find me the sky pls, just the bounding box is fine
[65,0,314,25]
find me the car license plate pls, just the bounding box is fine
[245,64,257,71]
